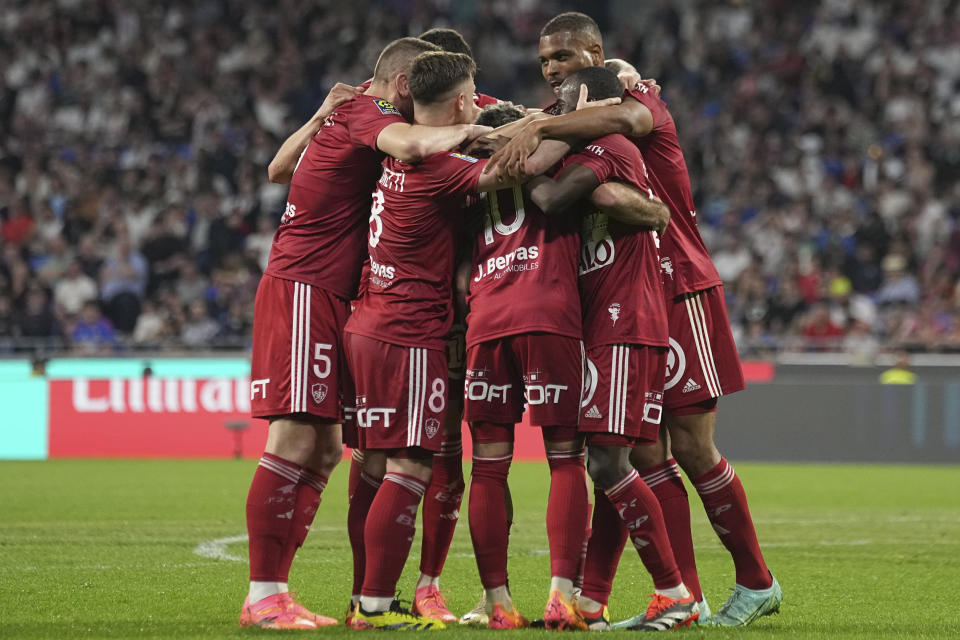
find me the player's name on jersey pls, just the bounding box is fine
[473,245,540,281]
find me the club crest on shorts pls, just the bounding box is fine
[424,417,440,439]
[664,337,686,390]
[311,383,328,404]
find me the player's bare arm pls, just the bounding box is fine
[466,112,550,157]
[489,97,652,181]
[605,58,660,95]
[376,122,492,164]
[525,163,599,215]
[476,139,569,192]
[267,82,360,184]
[591,181,669,234]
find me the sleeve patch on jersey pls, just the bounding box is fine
[374,99,402,115]
[448,152,479,163]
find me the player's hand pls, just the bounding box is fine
[314,82,361,121]
[640,77,661,95]
[616,71,661,96]
[575,84,622,110]
[486,122,541,180]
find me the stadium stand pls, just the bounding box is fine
[0,0,957,356]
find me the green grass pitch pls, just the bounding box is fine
[1,460,958,639]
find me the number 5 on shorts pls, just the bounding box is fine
[313,343,332,378]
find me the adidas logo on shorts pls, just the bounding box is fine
[682,378,701,393]
[585,405,603,419]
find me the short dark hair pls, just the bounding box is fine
[409,51,477,104]
[475,102,525,128]
[540,11,602,44]
[372,37,440,82]
[558,66,622,112]
[604,58,633,75]
[419,28,474,59]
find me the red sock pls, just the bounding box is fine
[420,439,464,577]
[468,453,512,588]
[546,448,589,580]
[576,521,592,590]
[361,472,427,598]
[348,468,381,596]
[639,459,702,601]
[693,458,771,590]
[581,487,627,605]
[606,469,682,590]
[246,453,302,582]
[277,467,327,576]
[348,451,363,501]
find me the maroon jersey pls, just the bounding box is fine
[625,85,721,296]
[466,188,580,347]
[264,94,405,299]
[566,134,668,348]
[474,92,500,108]
[345,151,485,351]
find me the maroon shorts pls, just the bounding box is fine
[664,286,745,411]
[579,343,666,444]
[463,333,583,427]
[250,275,354,426]
[344,332,447,453]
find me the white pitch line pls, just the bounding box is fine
[193,534,248,562]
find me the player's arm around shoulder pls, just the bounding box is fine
[474,137,568,194]
[591,182,669,233]
[376,122,491,164]
[525,163,600,216]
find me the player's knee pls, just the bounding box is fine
[587,446,631,490]
[387,451,434,483]
[629,441,666,470]
[311,441,344,475]
[669,432,720,476]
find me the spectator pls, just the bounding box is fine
[875,254,921,306]
[16,288,60,340]
[100,235,149,333]
[801,301,845,351]
[132,299,171,346]
[245,215,274,271]
[71,301,117,353]
[879,353,916,385]
[180,299,220,347]
[140,206,188,294]
[175,261,210,306]
[54,261,98,318]
[713,232,753,283]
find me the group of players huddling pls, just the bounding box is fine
[240,11,782,633]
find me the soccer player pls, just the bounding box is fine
[490,12,782,627]
[344,29,498,626]
[457,101,586,630]
[525,66,698,631]
[242,37,489,630]
[419,27,500,109]
[343,50,566,631]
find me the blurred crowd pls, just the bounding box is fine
[0,0,958,358]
